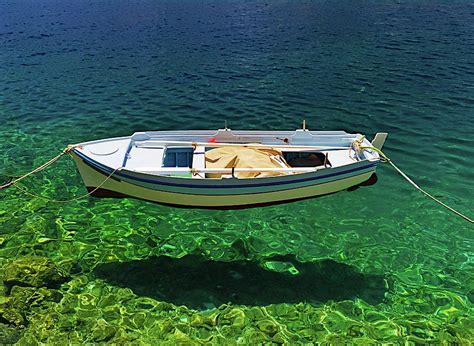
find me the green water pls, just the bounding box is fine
[1,0,473,343]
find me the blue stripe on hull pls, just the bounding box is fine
[124,168,377,195]
[85,170,374,197]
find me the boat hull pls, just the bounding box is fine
[71,150,378,209]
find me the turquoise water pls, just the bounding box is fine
[1,0,473,343]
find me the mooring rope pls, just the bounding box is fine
[386,160,473,223]
[11,167,121,203]
[353,141,473,224]
[0,144,121,203]
[0,145,74,190]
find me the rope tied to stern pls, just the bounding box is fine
[350,139,473,224]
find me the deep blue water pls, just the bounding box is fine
[0,0,473,343]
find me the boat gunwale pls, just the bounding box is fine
[74,129,362,148]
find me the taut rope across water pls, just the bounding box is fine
[353,141,473,224]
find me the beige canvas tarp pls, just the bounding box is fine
[205,146,290,178]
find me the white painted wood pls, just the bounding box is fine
[327,150,351,167]
[192,146,206,179]
[125,146,165,170]
[79,138,130,169]
[371,133,388,150]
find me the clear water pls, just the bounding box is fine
[0,0,473,343]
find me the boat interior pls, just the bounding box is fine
[75,129,383,179]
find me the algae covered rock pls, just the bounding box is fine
[91,319,117,342]
[0,323,21,344]
[9,286,63,310]
[3,256,69,291]
[256,318,279,336]
[0,256,67,332]
[0,286,62,327]
[218,306,247,329]
[0,296,26,327]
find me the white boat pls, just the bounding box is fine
[70,127,387,209]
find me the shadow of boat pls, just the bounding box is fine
[94,254,386,310]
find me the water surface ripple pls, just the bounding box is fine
[0,0,473,343]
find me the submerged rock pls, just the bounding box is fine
[0,323,21,344]
[219,307,247,329]
[91,319,117,343]
[256,319,279,336]
[3,256,69,291]
[0,256,67,333]
[9,286,63,310]
[0,296,26,327]
[0,286,62,327]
